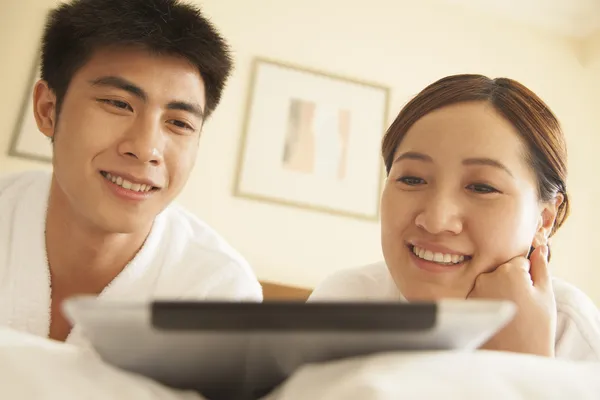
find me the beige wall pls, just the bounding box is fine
[2,0,600,305]
[585,31,600,91]
[0,0,57,174]
[584,30,600,64]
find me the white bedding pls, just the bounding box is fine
[2,327,599,400]
[0,327,204,400]
[266,351,600,399]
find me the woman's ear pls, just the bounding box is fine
[32,79,57,140]
[533,193,564,247]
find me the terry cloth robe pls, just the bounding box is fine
[309,261,600,361]
[0,170,262,346]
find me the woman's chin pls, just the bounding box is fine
[396,275,473,301]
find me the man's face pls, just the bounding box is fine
[34,47,206,233]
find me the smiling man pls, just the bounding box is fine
[0,0,262,343]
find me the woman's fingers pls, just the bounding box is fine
[530,245,550,289]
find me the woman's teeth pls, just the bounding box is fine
[102,172,153,193]
[412,246,465,265]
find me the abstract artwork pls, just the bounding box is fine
[8,57,53,163]
[234,58,389,220]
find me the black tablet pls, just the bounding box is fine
[64,297,514,400]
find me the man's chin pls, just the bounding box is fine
[91,212,155,235]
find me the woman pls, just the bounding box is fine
[308,74,600,361]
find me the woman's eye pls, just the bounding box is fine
[98,99,133,111]
[397,176,425,186]
[468,183,499,194]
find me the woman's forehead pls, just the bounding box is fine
[396,102,527,165]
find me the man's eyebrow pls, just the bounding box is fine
[89,76,147,102]
[167,101,204,119]
[462,157,514,177]
[89,76,204,119]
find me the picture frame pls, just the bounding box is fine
[233,58,390,221]
[8,55,53,163]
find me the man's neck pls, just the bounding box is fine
[45,177,152,293]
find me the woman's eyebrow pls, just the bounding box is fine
[393,152,514,178]
[393,151,433,164]
[462,158,514,177]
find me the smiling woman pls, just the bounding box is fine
[309,74,600,361]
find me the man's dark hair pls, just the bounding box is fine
[41,0,233,119]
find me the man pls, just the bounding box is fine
[0,0,262,344]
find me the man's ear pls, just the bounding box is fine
[533,193,564,247]
[32,79,57,140]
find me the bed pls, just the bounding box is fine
[259,280,312,301]
[2,325,600,400]
[2,283,599,399]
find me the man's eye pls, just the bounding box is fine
[167,119,195,132]
[169,120,194,131]
[397,176,425,186]
[98,99,133,111]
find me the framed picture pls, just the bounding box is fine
[233,58,390,220]
[8,56,53,163]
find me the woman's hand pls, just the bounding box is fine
[467,245,556,357]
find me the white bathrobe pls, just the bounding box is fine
[308,261,600,361]
[0,170,262,346]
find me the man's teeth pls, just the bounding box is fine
[412,246,465,264]
[104,172,153,192]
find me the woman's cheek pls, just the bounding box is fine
[471,205,535,270]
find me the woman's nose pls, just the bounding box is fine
[414,193,463,235]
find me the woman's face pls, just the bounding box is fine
[381,101,559,300]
